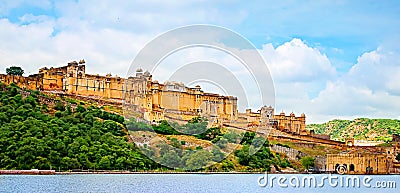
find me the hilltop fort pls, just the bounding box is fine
[2,60,400,174]
[0,60,306,133]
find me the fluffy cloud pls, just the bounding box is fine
[0,17,150,76]
[347,47,400,95]
[257,39,338,121]
[262,38,336,82]
[307,48,400,122]
[257,41,400,123]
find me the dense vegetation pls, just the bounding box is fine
[307,118,400,142]
[0,83,295,172]
[128,117,213,137]
[234,138,291,171]
[0,83,159,170]
[125,113,292,171]
[300,156,315,170]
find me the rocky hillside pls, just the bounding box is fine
[307,118,400,142]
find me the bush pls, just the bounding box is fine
[76,105,86,113]
[276,143,290,148]
[300,156,315,170]
[240,132,255,145]
[152,120,178,135]
[223,131,240,143]
[126,118,152,131]
[54,111,62,118]
[54,101,65,111]
[195,127,222,140]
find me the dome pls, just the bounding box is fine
[144,70,150,76]
[136,68,143,72]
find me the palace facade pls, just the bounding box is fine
[326,149,391,174]
[0,60,306,130]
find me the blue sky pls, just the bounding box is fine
[0,0,399,123]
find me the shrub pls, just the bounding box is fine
[54,101,65,111]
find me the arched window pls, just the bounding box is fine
[350,164,355,172]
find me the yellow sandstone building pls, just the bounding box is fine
[0,60,306,132]
[326,150,390,174]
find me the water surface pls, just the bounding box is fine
[0,174,398,193]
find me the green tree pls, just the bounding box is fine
[396,153,400,162]
[234,139,273,171]
[223,131,240,143]
[222,160,235,172]
[98,156,113,169]
[195,127,221,140]
[152,120,179,135]
[76,105,86,113]
[6,66,24,76]
[54,102,65,111]
[185,150,212,170]
[215,138,228,149]
[185,117,208,135]
[115,157,126,170]
[160,150,181,168]
[241,132,256,145]
[211,146,225,162]
[235,145,252,166]
[33,156,50,169]
[300,156,315,170]
[61,157,72,170]
[125,118,151,131]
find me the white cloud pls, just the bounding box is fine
[307,48,400,122]
[256,39,338,120]
[262,38,336,82]
[256,40,400,123]
[347,47,400,95]
[0,17,152,76]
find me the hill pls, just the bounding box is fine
[0,82,295,172]
[306,118,400,142]
[0,83,158,170]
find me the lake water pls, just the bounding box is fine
[0,174,399,193]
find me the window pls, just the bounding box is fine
[350,164,355,172]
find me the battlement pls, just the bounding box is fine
[1,60,306,131]
[0,60,240,123]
